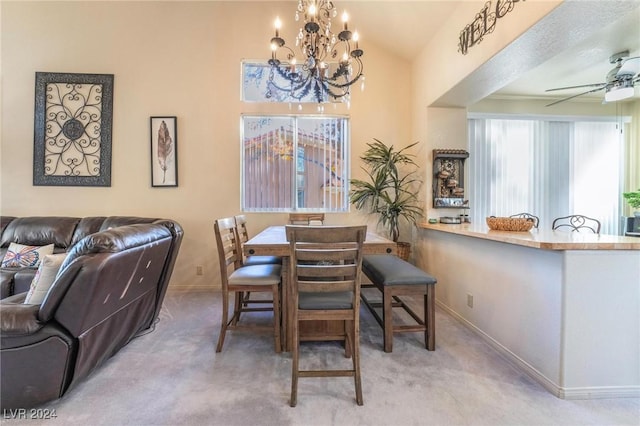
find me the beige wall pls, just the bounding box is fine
[0,1,412,289]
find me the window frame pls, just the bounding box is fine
[240,114,351,213]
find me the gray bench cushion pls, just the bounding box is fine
[363,255,437,286]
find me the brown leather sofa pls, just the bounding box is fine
[0,216,183,409]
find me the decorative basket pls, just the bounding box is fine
[486,216,534,232]
[396,241,411,261]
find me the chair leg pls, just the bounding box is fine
[216,290,229,352]
[272,284,282,353]
[352,319,363,406]
[290,317,299,407]
[344,320,353,358]
[383,287,393,353]
[425,285,435,351]
[231,292,242,325]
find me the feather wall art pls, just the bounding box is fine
[150,116,177,187]
[157,120,173,183]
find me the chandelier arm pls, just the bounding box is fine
[265,0,364,103]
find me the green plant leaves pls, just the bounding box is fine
[349,139,422,242]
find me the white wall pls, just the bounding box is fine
[0,1,413,289]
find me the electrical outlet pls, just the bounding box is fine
[196,266,203,276]
[467,293,474,308]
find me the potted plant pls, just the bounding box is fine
[623,189,640,215]
[350,139,423,260]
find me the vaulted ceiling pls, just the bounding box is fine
[339,1,640,105]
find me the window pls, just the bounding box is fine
[241,115,349,212]
[468,115,625,234]
[242,61,336,103]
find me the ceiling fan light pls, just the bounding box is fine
[605,85,634,102]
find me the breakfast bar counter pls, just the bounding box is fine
[415,222,640,399]
[419,222,640,250]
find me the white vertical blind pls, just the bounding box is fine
[468,116,623,234]
[242,115,349,212]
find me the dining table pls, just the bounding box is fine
[243,225,397,351]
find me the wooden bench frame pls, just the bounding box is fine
[361,260,435,353]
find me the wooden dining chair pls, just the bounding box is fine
[286,225,366,407]
[214,217,282,353]
[288,213,325,225]
[509,212,540,228]
[234,214,282,312]
[234,215,282,266]
[552,214,601,233]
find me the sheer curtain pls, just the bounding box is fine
[468,115,624,234]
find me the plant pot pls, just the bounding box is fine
[396,241,411,261]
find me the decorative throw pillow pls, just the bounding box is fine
[23,253,67,305]
[1,243,54,268]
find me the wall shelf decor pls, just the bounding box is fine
[33,72,114,186]
[433,149,469,208]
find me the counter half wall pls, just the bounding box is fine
[416,223,640,399]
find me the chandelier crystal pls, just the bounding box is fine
[267,0,364,104]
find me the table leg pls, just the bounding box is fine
[281,256,291,352]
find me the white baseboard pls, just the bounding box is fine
[436,300,640,400]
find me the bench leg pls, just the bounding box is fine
[383,286,393,353]
[425,285,435,351]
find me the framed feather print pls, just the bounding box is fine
[150,116,178,187]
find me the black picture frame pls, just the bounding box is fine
[33,72,114,186]
[150,116,178,187]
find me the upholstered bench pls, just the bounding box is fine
[360,255,437,353]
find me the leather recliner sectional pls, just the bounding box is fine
[0,216,183,409]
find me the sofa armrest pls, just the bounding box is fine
[0,298,43,335]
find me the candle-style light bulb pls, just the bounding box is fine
[342,11,349,30]
[274,17,282,37]
[309,4,316,22]
[353,31,359,49]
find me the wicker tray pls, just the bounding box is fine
[486,216,534,232]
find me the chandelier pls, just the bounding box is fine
[267,0,364,104]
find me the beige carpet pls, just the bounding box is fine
[4,288,638,426]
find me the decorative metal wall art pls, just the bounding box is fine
[150,116,178,187]
[458,0,524,55]
[433,149,469,208]
[33,72,114,186]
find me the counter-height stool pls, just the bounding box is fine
[214,217,282,352]
[286,225,366,407]
[552,214,601,233]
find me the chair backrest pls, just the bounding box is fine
[509,212,540,228]
[288,213,325,225]
[214,217,243,289]
[234,214,250,244]
[552,215,601,233]
[286,225,366,312]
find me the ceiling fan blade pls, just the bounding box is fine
[618,56,640,76]
[545,83,606,92]
[545,86,606,107]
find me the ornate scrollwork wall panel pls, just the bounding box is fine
[33,72,114,186]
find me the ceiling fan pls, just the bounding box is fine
[545,51,640,107]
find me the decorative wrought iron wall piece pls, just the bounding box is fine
[33,72,114,186]
[458,0,524,55]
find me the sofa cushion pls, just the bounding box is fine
[1,243,54,268]
[24,254,67,305]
